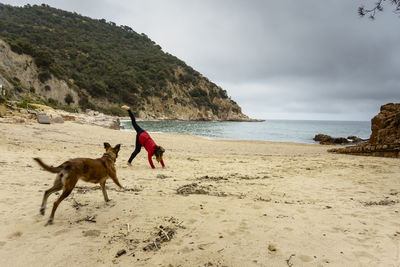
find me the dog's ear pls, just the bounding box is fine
[104,142,111,149]
[114,144,121,152]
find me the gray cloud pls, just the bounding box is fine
[2,0,399,120]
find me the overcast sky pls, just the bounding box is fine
[2,0,400,120]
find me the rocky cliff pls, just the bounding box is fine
[369,103,400,145]
[0,40,80,107]
[328,103,400,158]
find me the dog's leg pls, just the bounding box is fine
[40,173,63,215]
[109,172,123,189]
[100,180,110,202]
[47,176,77,225]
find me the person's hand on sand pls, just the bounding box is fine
[121,105,130,111]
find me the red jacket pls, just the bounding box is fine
[139,131,165,169]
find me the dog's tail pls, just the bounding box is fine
[33,158,63,173]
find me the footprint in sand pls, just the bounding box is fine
[181,246,193,253]
[39,235,52,239]
[296,208,306,214]
[53,229,70,236]
[187,218,197,224]
[225,229,235,236]
[252,204,263,210]
[283,227,293,232]
[7,231,23,239]
[298,254,313,262]
[0,241,6,247]
[353,251,377,262]
[200,210,209,215]
[82,229,101,237]
[238,220,249,232]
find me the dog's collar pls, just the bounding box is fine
[102,152,115,161]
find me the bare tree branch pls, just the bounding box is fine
[359,0,400,19]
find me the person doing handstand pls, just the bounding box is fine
[121,105,165,169]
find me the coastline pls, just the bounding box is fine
[119,116,266,122]
[0,119,399,266]
[120,118,371,145]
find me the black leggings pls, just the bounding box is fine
[128,110,144,163]
[128,110,144,134]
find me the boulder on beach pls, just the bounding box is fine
[314,134,365,145]
[313,134,349,145]
[37,113,51,124]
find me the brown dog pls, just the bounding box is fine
[34,143,122,225]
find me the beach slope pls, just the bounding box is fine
[0,121,399,266]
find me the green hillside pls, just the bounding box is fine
[0,3,243,118]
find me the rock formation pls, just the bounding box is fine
[0,40,80,107]
[328,103,400,158]
[313,134,350,145]
[369,103,400,145]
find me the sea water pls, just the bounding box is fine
[120,120,371,144]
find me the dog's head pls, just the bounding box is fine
[154,146,165,163]
[103,143,121,162]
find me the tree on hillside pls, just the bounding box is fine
[359,0,400,19]
[65,93,74,105]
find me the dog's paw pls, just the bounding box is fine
[105,199,116,208]
[40,207,45,215]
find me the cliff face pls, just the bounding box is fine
[136,69,249,121]
[369,103,400,145]
[0,40,80,107]
[328,103,400,158]
[0,4,252,121]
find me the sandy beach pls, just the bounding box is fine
[0,120,399,267]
